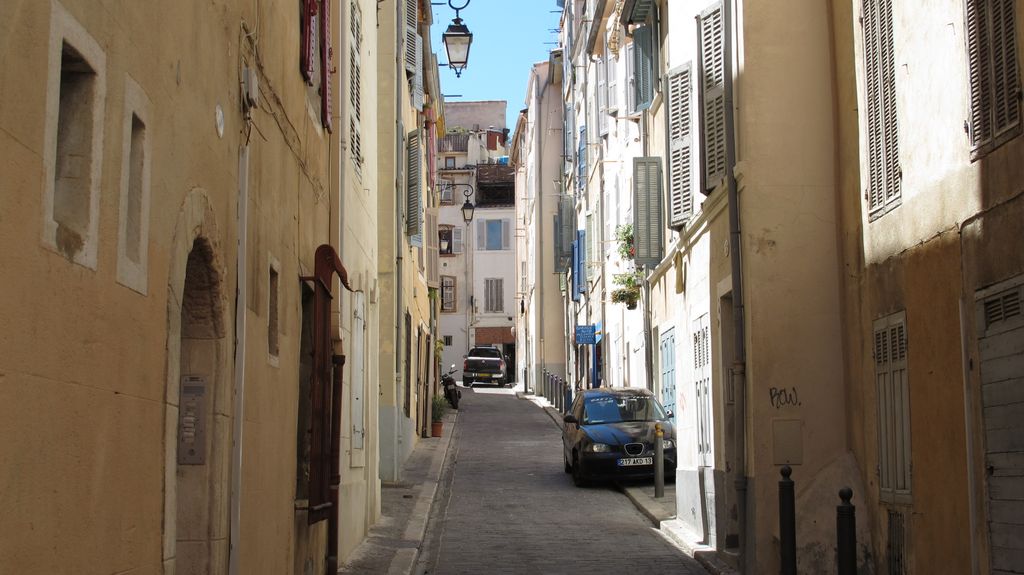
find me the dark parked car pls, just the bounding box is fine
[562,387,676,486]
[462,345,508,387]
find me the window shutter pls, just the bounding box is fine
[571,239,580,302]
[966,0,1020,151]
[633,25,654,111]
[477,219,486,250]
[559,195,575,269]
[301,0,316,82]
[633,156,664,266]
[666,63,693,228]
[319,0,334,131]
[586,212,594,269]
[405,0,418,74]
[699,3,726,192]
[607,51,619,113]
[453,226,463,253]
[578,126,587,192]
[502,219,511,250]
[426,209,439,287]
[577,229,587,289]
[863,0,901,217]
[992,0,1020,138]
[598,57,609,135]
[874,311,911,504]
[626,42,636,113]
[412,34,424,111]
[967,0,994,146]
[553,214,562,270]
[406,129,422,238]
[439,180,453,203]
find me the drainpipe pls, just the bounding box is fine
[640,106,654,393]
[228,132,250,575]
[393,0,405,480]
[723,0,749,570]
[535,70,546,388]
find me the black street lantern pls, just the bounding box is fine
[461,194,475,224]
[442,1,473,77]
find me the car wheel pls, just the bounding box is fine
[571,452,587,487]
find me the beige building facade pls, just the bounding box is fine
[0,0,442,572]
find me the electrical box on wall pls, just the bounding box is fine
[177,375,208,465]
[242,66,259,111]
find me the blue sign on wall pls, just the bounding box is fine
[575,325,597,345]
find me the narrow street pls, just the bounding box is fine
[416,386,709,575]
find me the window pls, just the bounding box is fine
[443,335,453,346]
[441,276,456,312]
[269,263,280,358]
[484,278,504,313]
[349,1,363,171]
[44,9,106,270]
[632,25,656,111]
[666,63,694,228]
[966,0,1021,157]
[693,315,711,467]
[597,57,609,135]
[606,47,618,114]
[477,218,510,251]
[439,179,453,203]
[439,225,454,255]
[116,77,152,294]
[698,2,726,193]
[862,0,901,218]
[874,311,911,504]
[445,156,456,169]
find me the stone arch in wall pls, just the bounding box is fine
[162,189,230,575]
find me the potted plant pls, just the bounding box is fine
[614,224,635,261]
[431,394,446,437]
[611,269,643,310]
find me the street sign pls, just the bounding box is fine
[575,325,597,344]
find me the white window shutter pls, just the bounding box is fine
[598,57,609,135]
[626,42,636,114]
[405,0,418,75]
[874,311,911,504]
[351,292,366,449]
[413,34,424,111]
[478,219,486,250]
[607,51,619,113]
[666,63,693,228]
[453,226,463,253]
[699,3,726,192]
[633,156,663,267]
[502,219,510,250]
[863,0,901,217]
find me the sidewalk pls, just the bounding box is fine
[338,409,457,575]
[518,392,737,575]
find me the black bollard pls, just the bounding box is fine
[779,466,796,575]
[837,487,856,575]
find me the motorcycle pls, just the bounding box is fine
[442,364,461,409]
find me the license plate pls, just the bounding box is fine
[617,457,653,467]
[491,374,503,378]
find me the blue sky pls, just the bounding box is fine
[430,0,563,130]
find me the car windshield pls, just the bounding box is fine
[582,395,666,424]
[470,348,501,358]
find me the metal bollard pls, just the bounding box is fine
[557,378,564,412]
[654,423,665,498]
[837,487,856,575]
[779,466,796,575]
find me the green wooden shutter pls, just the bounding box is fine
[633,26,654,111]
[633,156,663,267]
[699,3,726,192]
[666,63,693,228]
[407,129,422,239]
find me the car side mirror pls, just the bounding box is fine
[450,364,456,370]
[563,414,578,425]
[665,410,674,419]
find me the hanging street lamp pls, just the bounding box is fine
[442,0,473,77]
